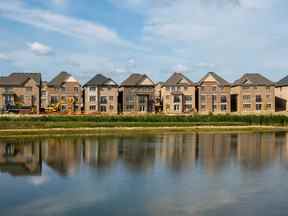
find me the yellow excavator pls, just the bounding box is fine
[45,97,75,114]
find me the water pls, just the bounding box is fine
[0,131,288,216]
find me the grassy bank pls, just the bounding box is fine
[0,114,288,129]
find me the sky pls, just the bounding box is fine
[0,0,287,84]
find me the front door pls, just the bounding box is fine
[4,95,13,106]
[138,95,148,112]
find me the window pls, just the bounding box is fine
[90,96,96,102]
[243,104,251,111]
[266,104,272,110]
[256,95,262,103]
[90,87,96,91]
[174,104,180,111]
[212,87,217,92]
[109,105,114,110]
[90,105,96,111]
[173,95,181,103]
[212,95,217,112]
[256,104,262,111]
[109,96,114,101]
[100,96,107,104]
[126,105,134,111]
[127,95,134,104]
[51,96,59,104]
[100,105,107,112]
[41,91,47,97]
[221,104,227,112]
[74,87,79,93]
[221,96,227,103]
[184,105,193,112]
[220,95,227,112]
[138,95,146,104]
[184,95,192,102]
[243,95,251,103]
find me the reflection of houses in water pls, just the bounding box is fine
[237,133,277,170]
[83,137,119,169]
[41,138,81,176]
[198,133,234,174]
[275,132,288,168]
[157,134,197,171]
[0,140,41,176]
[119,136,156,171]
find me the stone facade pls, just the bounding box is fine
[162,86,196,114]
[198,72,231,114]
[231,85,275,113]
[275,86,288,111]
[120,74,155,114]
[121,86,155,113]
[44,72,82,113]
[84,86,118,114]
[0,77,41,113]
[162,72,196,114]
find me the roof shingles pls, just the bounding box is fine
[233,73,274,86]
[200,72,230,86]
[0,73,41,87]
[84,74,117,87]
[121,73,154,86]
[163,72,194,86]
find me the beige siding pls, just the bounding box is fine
[162,85,196,114]
[0,78,40,113]
[84,86,118,114]
[122,86,155,113]
[275,86,288,111]
[46,82,82,113]
[198,83,231,114]
[231,85,275,113]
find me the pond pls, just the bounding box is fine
[0,131,288,216]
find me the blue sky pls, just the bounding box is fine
[0,0,287,84]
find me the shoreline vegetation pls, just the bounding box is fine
[1,114,288,137]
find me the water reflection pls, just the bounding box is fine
[0,132,287,177]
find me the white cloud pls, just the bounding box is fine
[27,42,52,56]
[0,1,129,46]
[172,64,188,72]
[0,53,12,61]
[196,62,216,69]
[51,0,66,5]
[29,176,49,186]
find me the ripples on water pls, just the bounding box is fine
[0,132,288,216]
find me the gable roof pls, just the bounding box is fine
[48,71,78,87]
[121,73,154,86]
[84,74,118,87]
[0,73,41,87]
[233,73,274,86]
[199,72,230,86]
[163,72,194,86]
[277,75,288,86]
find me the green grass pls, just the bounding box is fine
[0,114,288,130]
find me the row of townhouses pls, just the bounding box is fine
[0,71,288,114]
